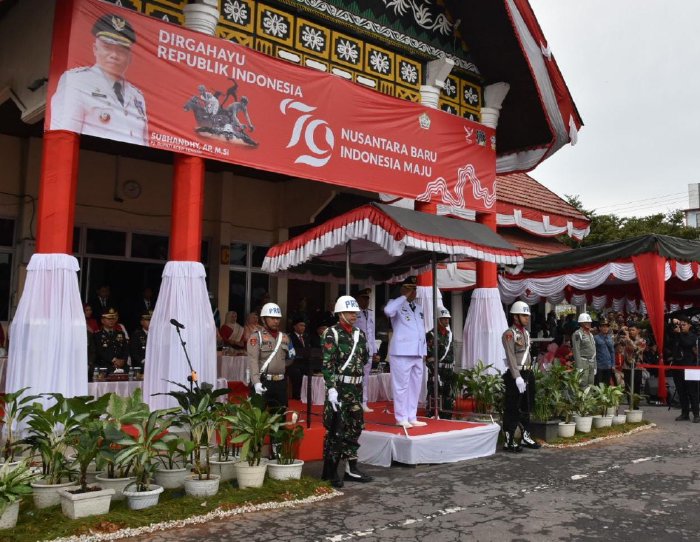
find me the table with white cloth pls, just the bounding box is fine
[217,354,249,383]
[301,372,427,406]
[87,377,230,399]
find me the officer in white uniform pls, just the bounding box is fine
[50,13,148,146]
[355,288,377,413]
[384,276,427,429]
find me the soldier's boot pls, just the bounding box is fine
[321,457,344,488]
[519,426,541,449]
[344,459,373,483]
[503,431,522,453]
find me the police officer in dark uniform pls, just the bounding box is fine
[94,308,129,374]
[672,316,699,422]
[129,311,151,368]
[501,301,541,452]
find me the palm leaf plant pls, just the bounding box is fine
[158,437,196,470]
[0,387,39,463]
[225,399,283,467]
[114,408,179,492]
[0,458,39,516]
[181,395,218,480]
[272,412,303,465]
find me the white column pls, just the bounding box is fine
[451,291,464,364]
[183,0,220,36]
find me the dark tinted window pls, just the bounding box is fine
[132,234,168,260]
[86,229,126,256]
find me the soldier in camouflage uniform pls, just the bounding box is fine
[426,308,455,419]
[321,295,374,488]
[502,301,541,453]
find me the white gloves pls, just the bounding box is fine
[515,377,526,394]
[594,368,598,376]
[254,382,267,395]
[328,388,340,411]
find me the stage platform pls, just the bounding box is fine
[287,400,499,467]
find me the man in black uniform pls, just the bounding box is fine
[129,311,151,369]
[94,308,129,374]
[287,317,310,400]
[672,317,699,422]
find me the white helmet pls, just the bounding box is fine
[510,301,530,315]
[439,308,451,318]
[334,295,360,314]
[260,302,282,318]
[578,313,592,323]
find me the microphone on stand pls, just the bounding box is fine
[170,318,185,329]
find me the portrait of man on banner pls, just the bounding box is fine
[50,13,149,146]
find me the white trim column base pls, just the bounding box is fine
[143,261,218,411]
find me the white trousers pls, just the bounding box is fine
[391,355,424,423]
[362,358,372,404]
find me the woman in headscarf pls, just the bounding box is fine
[220,310,245,353]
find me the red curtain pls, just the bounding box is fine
[631,253,666,354]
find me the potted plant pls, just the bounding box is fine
[117,407,179,510]
[625,392,645,423]
[96,389,148,501]
[182,395,220,497]
[25,395,77,508]
[268,412,304,480]
[0,387,39,467]
[571,378,596,433]
[226,399,283,488]
[608,385,627,425]
[529,368,562,442]
[0,458,39,529]
[553,388,576,438]
[155,437,196,489]
[459,361,504,421]
[210,402,240,483]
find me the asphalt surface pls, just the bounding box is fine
[139,406,700,542]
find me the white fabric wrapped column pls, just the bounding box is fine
[416,285,444,333]
[7,254,87,400]
[143,261,217,410]
[462,288,507,373]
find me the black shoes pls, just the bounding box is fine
[344,459,373,483]
[503,431,522,453]
[520,430,541,450]
[693,415,700,424]
[675,414,690,421]
[321,458,344,488]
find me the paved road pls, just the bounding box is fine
[141,407,700,541]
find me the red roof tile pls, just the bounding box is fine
[496,172,588,222]
[499,229,571,259]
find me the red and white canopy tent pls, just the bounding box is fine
[500,234,700,401]
[263,202,523,418]
[263,203,523,282]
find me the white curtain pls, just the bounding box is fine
[143,261,217,411]
[462,288,507,374]
[8,254,87,402]
[416,285,444,333]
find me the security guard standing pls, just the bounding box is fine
[673,316,699,422]
[247,302,294,412]
[50,13,148,145]
[355,288,377,413]
[321,296,373,487]
[94,308,129,374]
[572,313,596,387]
[129,311,151,368]
[426,308,455,419]
[502,301,540,452]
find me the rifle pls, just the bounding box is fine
[324,402,345,461]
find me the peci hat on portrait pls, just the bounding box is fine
[102,308,119,319]
[92,14,136,48]
[400,276,417,288]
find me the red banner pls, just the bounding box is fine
[46,0,496,212]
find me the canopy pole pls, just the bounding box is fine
[432,252,440,419]
[345,241,351,295]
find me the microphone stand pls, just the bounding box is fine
[173,324,199,393]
